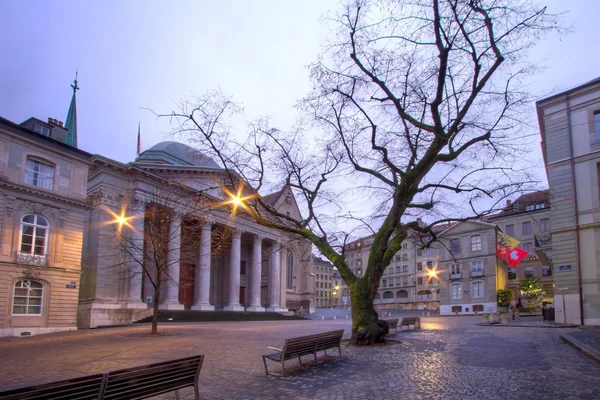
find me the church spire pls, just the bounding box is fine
[64,71,79,148]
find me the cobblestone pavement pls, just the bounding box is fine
[0,316,599,399]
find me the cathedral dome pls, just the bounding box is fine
[134,141,220,169]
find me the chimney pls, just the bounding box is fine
[47,118,64,127]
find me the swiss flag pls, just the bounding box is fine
[507,247,528,267]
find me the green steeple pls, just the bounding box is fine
[64,72,79,148]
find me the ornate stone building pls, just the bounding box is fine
[78,142,314,328]
[0,116,90,336]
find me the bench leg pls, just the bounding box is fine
[313,352,317,365]
[175,389,181,400]
[338,345,342,358]
[262,356,270,376]
[281,360,286,377]
[194,381,200,400]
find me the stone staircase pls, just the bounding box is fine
[135,310,307,323]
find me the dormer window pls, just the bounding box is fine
[25,158,54,190]
[34,124,50,137]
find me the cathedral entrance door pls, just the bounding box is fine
[239,287,245,307]
[179,263,195,310]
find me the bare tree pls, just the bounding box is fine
[165,0,560,344]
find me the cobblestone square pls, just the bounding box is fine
[0,316,598,399]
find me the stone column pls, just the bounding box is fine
[160,213,184,310]
[224,229,244,311]
[127,213,146,308]
[192,221,215,310]
[247,234,265,312]
[267,241,286,312]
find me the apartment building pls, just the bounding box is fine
[537,77,600,325]
[375,236,419,307]
[487,191,553,305]
[314,256,335,307]
[437,221,503,315]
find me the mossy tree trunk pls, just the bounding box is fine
[349,278,388,345]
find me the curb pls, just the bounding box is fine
[560,333,600,367]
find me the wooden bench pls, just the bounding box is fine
[384,318,399,332]
[314,329,344,358]
[400,316,421,329]
[263,330,344,377]
[0,355,204,400]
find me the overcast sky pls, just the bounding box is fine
[1,0,599,189]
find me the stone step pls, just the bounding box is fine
[135,310,307,323]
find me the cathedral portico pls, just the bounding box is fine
[79,141,311,328]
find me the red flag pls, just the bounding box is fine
[506,247,528,267]
[136,122,141,156]
[497,243,510,261]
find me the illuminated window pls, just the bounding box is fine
[471,261,483,277]
[12,280,43,315]
[25,158,54,190]
[20,215,49,256]
[471,235,482,252]
[451,283,462,299]
[34,124,50,136]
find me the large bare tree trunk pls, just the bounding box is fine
[349,279,388,345]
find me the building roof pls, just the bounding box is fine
[537,76,600,104]
[134,141,221,169]
[0,116,92,160]
[487,190,550,220]
[262,186,287,207]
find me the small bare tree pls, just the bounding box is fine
[106,184,225,334]
[164,0,560,344]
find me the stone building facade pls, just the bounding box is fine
[487,191,553,305]
[78,142,315,328]
[437,221,503,315]
[314,256,335,307]
[0,116,90,336]
[537,77,600,325]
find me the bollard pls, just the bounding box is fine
[427,311,430,317]
[322,316,325,320]
[346,314,348,319]
[333,316,336,320]
[401,325,409,332]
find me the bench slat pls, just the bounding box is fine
[0,374,105,400]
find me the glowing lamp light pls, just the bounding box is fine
[214,182,259,219]
[427,268,438,279]
[101,205,137,233]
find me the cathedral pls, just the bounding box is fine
[0,78,315,336]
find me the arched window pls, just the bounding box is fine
[20,215,49,256]
[396,290,408,299]
[374,293,380,300]
[417,290,433,300]
[12,280,44,315]
[286,252,294,290]
[383,291,394,299]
